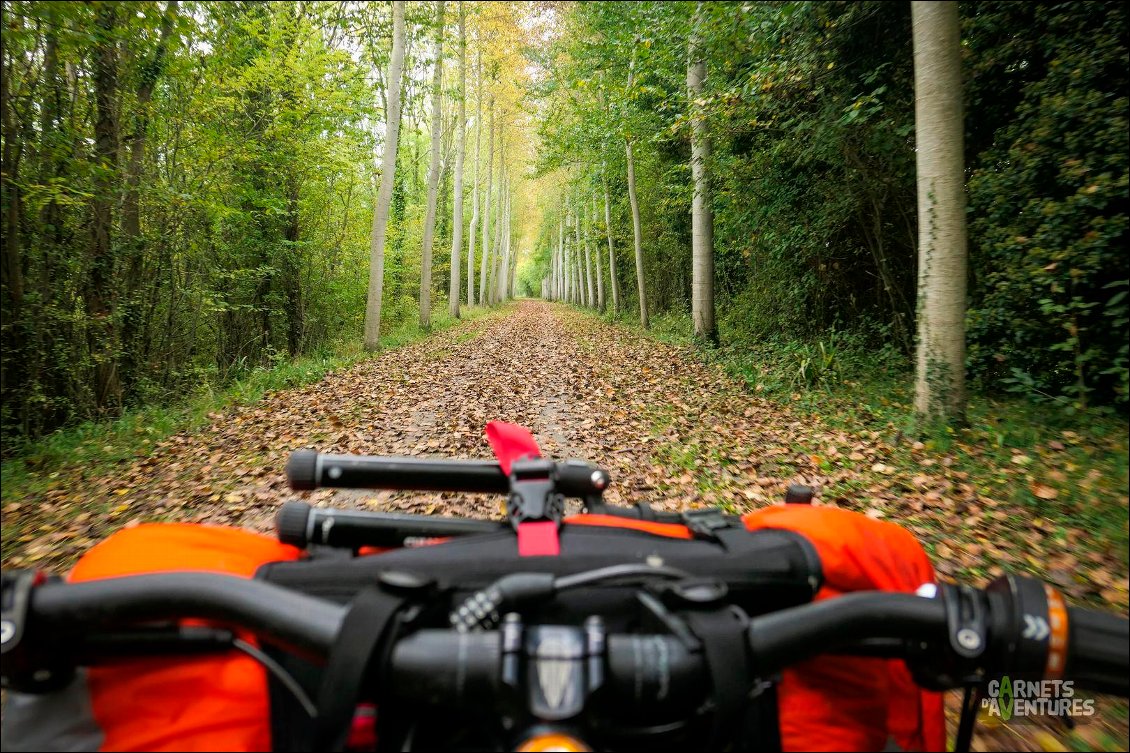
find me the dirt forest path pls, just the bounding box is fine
[2,300,1127,751]
[4,300,1128,599]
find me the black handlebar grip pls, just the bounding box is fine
[276,501,313,548]
[286,450,319,491]
[1067,607,1129,695]
[555,459,609,496]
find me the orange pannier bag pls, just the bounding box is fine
[5,508,943,752]
[742,505,946,752]
[66,524,301,752]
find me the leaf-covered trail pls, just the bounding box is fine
[4,301,1128,605]
[2,299,1127,750]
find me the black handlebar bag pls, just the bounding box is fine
[254,516,823,752]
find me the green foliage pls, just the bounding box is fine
[965,1,1129,409]
[0,1,473,454]
[535,0,1127,414]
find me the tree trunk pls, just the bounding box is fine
[1,21,26,410]
[283,174,304,356]
[689,4,716,343]
[912,0,968,424]
[364,0,407,349]
[625,47,648,328]
[579,188,593,308]
[498,184,510,301]
[88,3,123,412]
[592,192,605,312]
[120,1,179,389]
[466,51,481,306]
[602,162,620,315]
[121,1,178,242]
[479,95,494,305]
[489,135,506,304]
[558,211,565,301]
[449,3,466,317]
[625,138,647,328]
[419,0,446,329]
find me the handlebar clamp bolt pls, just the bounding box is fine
[957,628,982,652]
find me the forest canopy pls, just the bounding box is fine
[1,1,1127,454]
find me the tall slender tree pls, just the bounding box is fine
[912,0,968,424]
[448,2,466,318]
[688,3,716,343]
[479,94,494,305]
[88,2,123,410]
[419,0,446,329]
[579,186,593,307]
[364,1,407,349]
[602,161,620,315]
[466,50,482,307]
[592,192,605,312]
[625,46,648,329]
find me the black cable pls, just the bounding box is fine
[555,564,693,591]
[232,638,317,718]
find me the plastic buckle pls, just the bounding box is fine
[507,458,565,531]
[682,508,732,540]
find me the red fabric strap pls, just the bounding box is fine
[485,422,560,557]
[517,521,561,557]
[484,420,542,474]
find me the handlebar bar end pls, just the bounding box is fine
[286,450,319,491]
[276,501,313,548]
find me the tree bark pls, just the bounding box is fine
[88,3,123,412]
[1,20,26,411]
[489,134,506,304]
[592,192,605,312]
[119,0,179,390]
[625,140,647,327]
[558,210,565,301]
[449,2,466,317]
[479,94,494,305]
[625,47,648,328]
[579,189,593,307]
[364,0,407,349]
[122,1,178,242]
[689,3,716,343]
[912,0,968,424]
[602,162,620,315]
[419,0,446,329]
[466,50,481,306]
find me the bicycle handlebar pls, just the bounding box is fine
[5,572,1127,702]
[285,450,610,498]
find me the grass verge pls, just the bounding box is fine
[610,306,1129,576]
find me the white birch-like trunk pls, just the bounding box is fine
[558,212,565,301]
[550,242,558,301]
[466,51,481,306]
[625,48,648,328]
[579,191,593,307]
[419,0,446,329]
[479,95,494,305]
[602,162,620,314]
[363,1,406,349]
[689,3,716,342]
[625,138,647,327]
[592,192,604,312]
[496,183,508,302]
[912,0,968,424]
[448,2,465,318]
[489,156,505,304]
